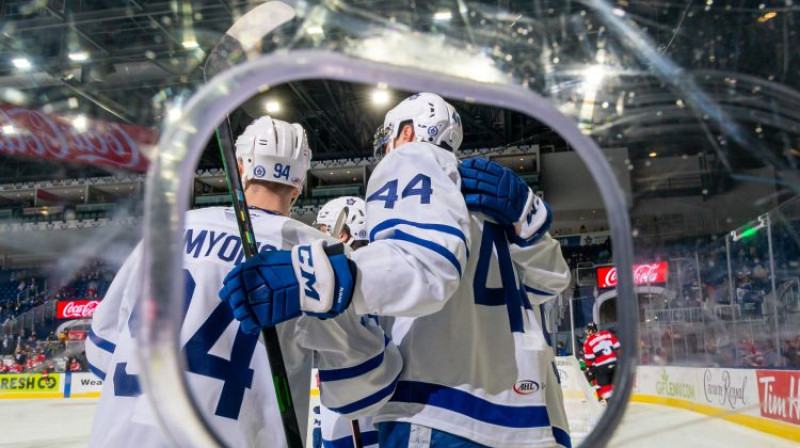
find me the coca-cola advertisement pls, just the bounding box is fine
[0,104,154,172]
[56,300,101,319]
[596,262,669,289]
[756,370,800,425]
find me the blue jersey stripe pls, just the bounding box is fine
[523,284,555,297]
[88,329,117,354]
[322,430,378,448]
[318,350,385,382]
[326,374,400,415]
[387,230,462,277]
[552,426,572,448]
[88,362,107,381]
[390,381,551,429]
[369,219,467,245]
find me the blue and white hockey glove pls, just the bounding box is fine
[219,241,357,334]
[459,157,552,245]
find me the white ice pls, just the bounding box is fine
[0,399,795,448]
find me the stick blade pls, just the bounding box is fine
[332,207,349,239]
[204,1,296,78]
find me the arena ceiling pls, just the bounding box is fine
[0,0,797,184]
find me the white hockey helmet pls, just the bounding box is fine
[373,92,463,159]
[315,196,368,244]
[235,116,312,190]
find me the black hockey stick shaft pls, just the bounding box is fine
[350,419,364,448]
[215,120,304,448]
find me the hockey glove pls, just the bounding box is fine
[219,241,357,334]
[460,157,552,244]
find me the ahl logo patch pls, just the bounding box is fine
[254,165,266,178]
[513,380,541,395]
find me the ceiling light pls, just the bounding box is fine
[371,88,390,105]
[583,65,608,88]
[649,151,658,158]
[757,11,777,22]
[68,51,90,62]
[265,100,281,113]
[67,97,79,108]
[307,26,324,35]
[2,125,16,135]
[433,11,452,21]
[182,39,199,49]
[12,57,32,70]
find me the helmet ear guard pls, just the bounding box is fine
[374,92,463,159]
[235,116,312,190]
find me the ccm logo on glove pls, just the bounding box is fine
[297,246,320,301]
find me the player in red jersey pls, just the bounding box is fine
[582,322,620,401]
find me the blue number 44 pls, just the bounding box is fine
[367,173,432,209]
[114,269,258,421]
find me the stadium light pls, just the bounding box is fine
[182,39,199,49]
[2,125,16,134]
[68,51,90,62]
[12,57,32,70]
[307,26,324,35]
[433,11,452,21]
[371,88,390,105]
[265,100,281,114]
[583,65,607,88]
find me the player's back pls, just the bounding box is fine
[89,207,332,448]
[584,330,620,366]
[362,143,570,448]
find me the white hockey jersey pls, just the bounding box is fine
[85,207,401,448]
[347,143,571,448]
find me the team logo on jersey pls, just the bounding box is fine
[297,246,320,301]
[427,126,439,136]
[513,379,541,395]
[346,198,356,206]
[254,165,266,178]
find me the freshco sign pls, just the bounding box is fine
[596,262,668,288]
[56,300,100,319]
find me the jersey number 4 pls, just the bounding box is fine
[367,174,432,209]
[473,222,525,334]
[114,270,258,421]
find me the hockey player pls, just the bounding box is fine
[220,93,571,447]
[315,196,369,249]
[582,323,620,401]
[85,116,401,448]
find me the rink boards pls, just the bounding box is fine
[632,365,800,442]
[0,372,102,399]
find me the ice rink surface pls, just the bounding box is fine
[0,399,797,448]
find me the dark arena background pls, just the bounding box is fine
[0,1,799,447]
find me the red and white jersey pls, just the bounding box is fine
[583,330,620,367]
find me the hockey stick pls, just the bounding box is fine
[329,206,364,448]
[203,3,303,447]
[331,207,349,240]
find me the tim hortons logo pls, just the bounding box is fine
[597,262,668,288]
[513,380,542,395]
[57,300,100,319]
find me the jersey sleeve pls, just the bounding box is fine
[511,233,571,306]
[86,242,142,380]
[295,310,401,419]
[582,336,595,367]
[350,144,471,317]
